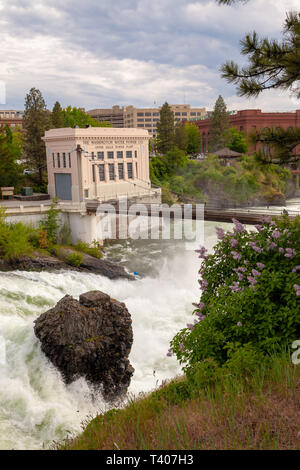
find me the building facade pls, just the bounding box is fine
[195,109,300,154]
[0,110,23,129]
[43,127,154,203]
[87,104,206,137]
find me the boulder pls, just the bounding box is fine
[34,290,134,400]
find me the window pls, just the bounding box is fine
[92,165,96,182]
[175,112,180,116]
[197,112,201,116]
[145,112,151,116]
[127,162,133,178]
[63,152,66,168]
[52,153,55,168]
[191,112,196,116]
[136,162,138,177]
[137,118,144,122]
[153,112,159,116]
[135,150,137,158]
[97,151,104,160]
[91,152,95,160]
[57,153,60,168]
[137,124,144,127]
[145,118,151,122]
[137,112,144,116]
[109,163,115,180]
[68,152,71,168]
[107,151,114,159]
[145,124,151,127]
[99,164,105,181]
[84,189,89,198]
[126,151,132,158]
[118,163,124,179]
[117,151,123,159]
[182,112,187,116]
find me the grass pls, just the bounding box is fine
[59,353,300,450]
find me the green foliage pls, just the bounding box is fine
[74,240,103,259]
[221,11,300,99]
[226,127,249,154]
[0,210,33,260]
[0,125,24,189]
[66,252,83,267]
[39,203,61,245]
[58,224,72,246]
[62,106,110,128]
[249,126,300,165]
[170,215,300,379]
[209,95,230,152]
[174,122,187,152]
[156,102,175,154]
[185,122,202,155]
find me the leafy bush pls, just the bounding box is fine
[170,215,300,379]
[74,240,103,258]
[66,252,83,267]
[39,203,60,245]
[59,224,72,246]
[0,221,33,260]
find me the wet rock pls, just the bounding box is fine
[34,290,134,401]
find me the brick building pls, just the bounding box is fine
[0,110,23,129]
[195,109,300,154]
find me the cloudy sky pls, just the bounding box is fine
[0,0,299,112]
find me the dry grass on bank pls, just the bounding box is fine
[59,355,300,450]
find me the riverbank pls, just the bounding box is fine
[59,352,300,450]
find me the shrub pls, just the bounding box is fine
[1,222,33,260]
[39,203,60,245]
[170,215,300,379]
[74,240,103,258]
[66,252,83,267]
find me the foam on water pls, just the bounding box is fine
[0,220,229,449]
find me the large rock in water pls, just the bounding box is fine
[34,290,134,400]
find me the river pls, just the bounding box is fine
[0,218,284,449]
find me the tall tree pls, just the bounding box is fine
[51,101,64,128]
[0,126,23,188]
[156,102,175,154]
[209,95,230,152]
[174,121,187,152]
[185,122,202,155]
[23,88,51,186]
[225,127,249,154]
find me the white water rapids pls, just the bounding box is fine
[0,221,244,449]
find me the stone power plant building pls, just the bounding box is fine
[43,127,158,203]
[87,104,206,137]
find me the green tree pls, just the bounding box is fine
[156,102,175,154]
[209,95,230,152]
[226,127,249,154]
[219,4,300,99]
[62,106,109,128]
[174,122,187,152]
[185,122,202,155]
[51,101,65,128]
[249,127,300,165]
[23,88,51,187]
[0,125,24,189]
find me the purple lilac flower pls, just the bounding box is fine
[279,247,285,254]
[195,246,207,259]
[293,284,300,296]
[269,242,277,250]
[232,251,242,261]
[216,226,225,240]
[256,263,265,270]
[199,278,208,290]
[252,269,261,277]
[254,224,262,232]
[244,260,248,265]
[237,272,244,281]
[229,281,242,293]
[249,242,263,253]
[247,276,257,286]
[262,216,271,223]
[272,230,281,239]
[187,323,194,330]
[237,322,242,327]
[196,312,206,321]
[230,238,238,248]
[179,343,185,352]
[167,349,173,357]
[232,218,245,233]
[292,266,300,273]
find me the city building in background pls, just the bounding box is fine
[0,110,23,128]
[87,104,206,137]
[195,109,300,154]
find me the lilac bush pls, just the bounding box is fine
[170,215,300,377]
